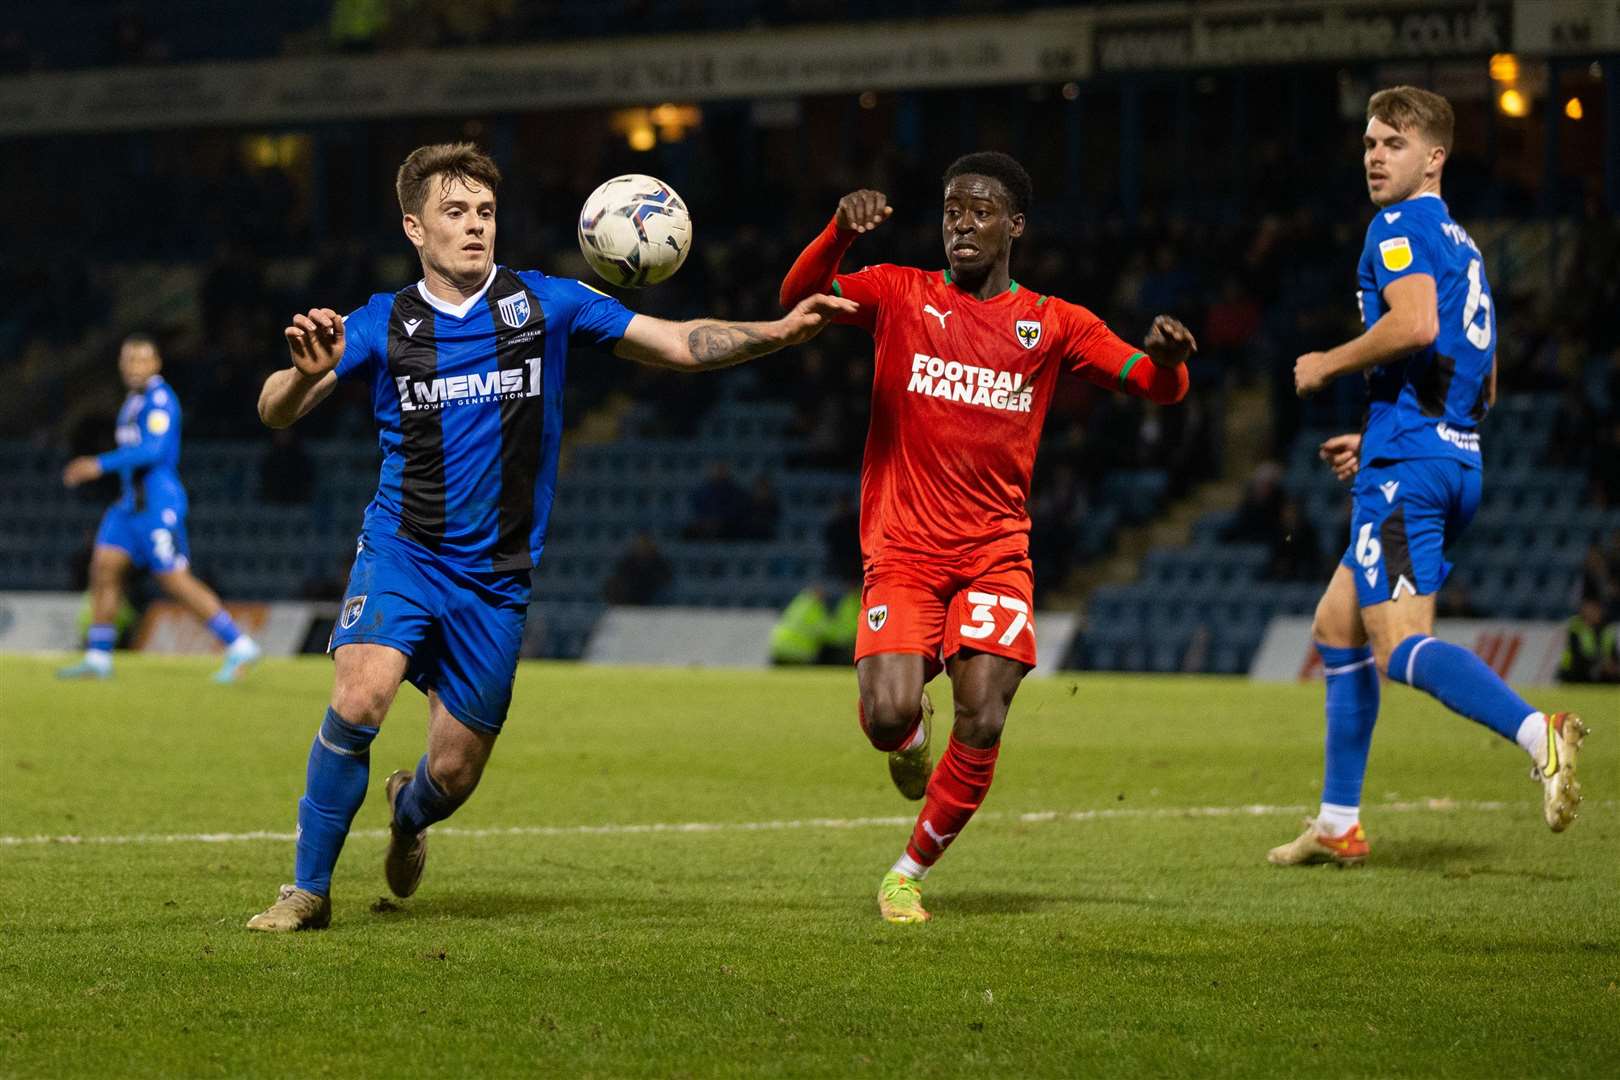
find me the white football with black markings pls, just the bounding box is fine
[577,174,692,289]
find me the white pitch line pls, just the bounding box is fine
[2,797,1603,849]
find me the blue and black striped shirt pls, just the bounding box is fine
[338,266,634,572]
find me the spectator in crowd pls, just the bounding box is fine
[1263,497,1323,582]
[821,496,862,588]
[738,475,781,541]
[1436,582,1482,619]
[682,462,748,541]
[1222,461,1286,546]
[602,532,672,606]
[1559,596,1620,684]
[1582,531,1620,619]
[259,428,314,505]
[1590,417,1620,508]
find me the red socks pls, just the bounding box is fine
[904,737,999,868]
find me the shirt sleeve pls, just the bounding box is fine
[335,297,384,382]
[1060,300,1188,405]
[826,265,896,331]
[558,278,636,349]
[1364,210,1437,293]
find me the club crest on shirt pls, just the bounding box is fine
[866,605,889,632]
[1015,320,1042,350]
[496,292,531,329]
[340,595,367,630]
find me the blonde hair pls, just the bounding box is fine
[1367,86,1454,154]
[395,142,502,217]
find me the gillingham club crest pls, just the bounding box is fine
[1015,319,1041,349]
[496,292,531,329]
[866,605,889,632]
[340,595,367,630]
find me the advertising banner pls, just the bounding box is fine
[1250,615,1565,684]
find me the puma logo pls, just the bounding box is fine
[923,304,951,329]
[921,819,958,848]
[402,318,423,337]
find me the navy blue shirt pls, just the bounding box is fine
[339,266,634,572]
[1356,194,1495,465]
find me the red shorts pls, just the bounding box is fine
[855,544,1037,670]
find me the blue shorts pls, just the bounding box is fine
[95,504,190,573]
[329,530,531,735]
[1341,458,1481,608]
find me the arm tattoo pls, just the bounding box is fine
[685,323,777,368]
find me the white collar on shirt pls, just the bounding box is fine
[415,264,497,319]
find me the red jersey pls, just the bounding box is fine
[829,263,1178,562]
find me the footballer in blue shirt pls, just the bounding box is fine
[57,334,262,683]
[1272,87,1586,868]
[246,142,853,930]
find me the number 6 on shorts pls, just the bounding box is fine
[959,591,1030,647]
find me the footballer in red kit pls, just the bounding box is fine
[781,152,1197,924]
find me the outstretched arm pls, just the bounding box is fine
[779,190,892,311]
[260,308,344,428]
[1072,314,1197,405]
[63,399,180,487]
[1294,273,1437,397]
[613,293,858,372]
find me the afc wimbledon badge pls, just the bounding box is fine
[1015,320,1042,350]
[496,292,531,329]
[866,605,889,632]
[340,595,367,630]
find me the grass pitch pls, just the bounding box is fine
[0,655,1615,1078]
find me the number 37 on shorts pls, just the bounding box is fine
[855,560,1039,668]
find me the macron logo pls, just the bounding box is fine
[1383,211,1402,224]
[402,318,423,337]
[1380,480,1400,503]
[923,304,952,329]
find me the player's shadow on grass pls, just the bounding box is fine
[1374,840,1576,882]
[939,890,1131,916]
[396,890,713,921]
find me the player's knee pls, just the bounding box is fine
[952,701,1006,749]
[330,682,393,728]
[861,685,921,742]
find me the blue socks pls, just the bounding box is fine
[294,708,380,896]
[393,754,465,836]
[1318,644,1380,815]
[1386,634,1535,742]
[205,610,242,647]
[86,623,116,656]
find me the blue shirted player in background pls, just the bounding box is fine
[247,143,853,930]
[1270,88,1587,868]
[57,334,261,683]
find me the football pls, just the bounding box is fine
[576,173,692,288]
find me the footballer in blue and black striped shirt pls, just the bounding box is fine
[248,142,853,931]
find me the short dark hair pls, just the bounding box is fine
[1368,86,1454,154]
[122,331,160,357]
[395,142,502,217]
[943,152,1032,217]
